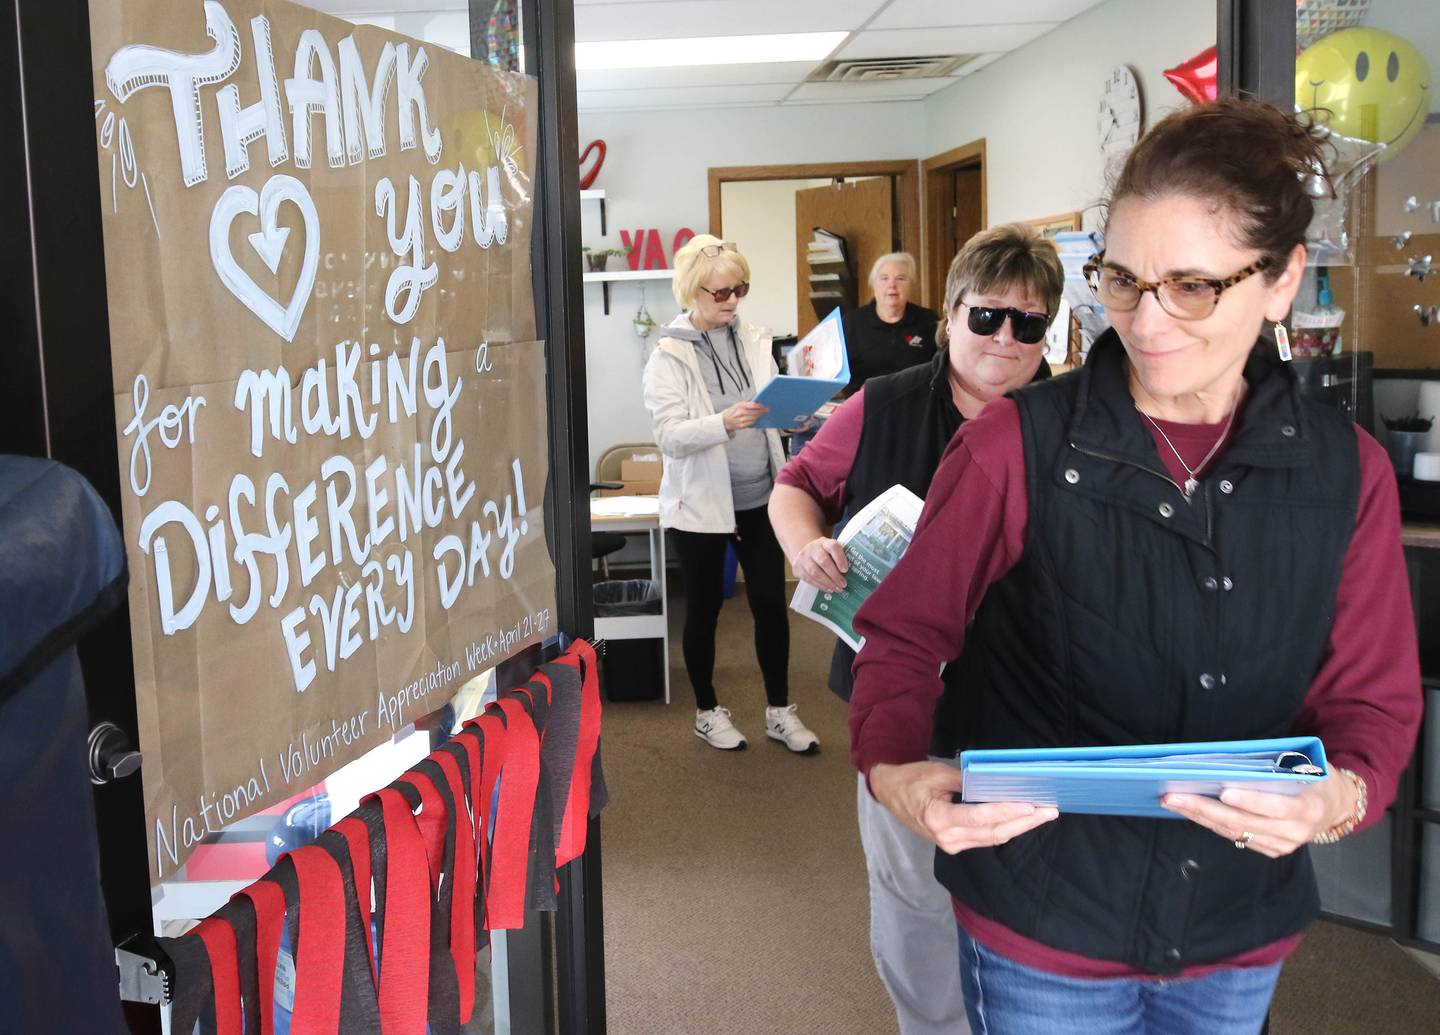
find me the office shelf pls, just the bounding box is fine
[580,189,606,233]
[582,268,673,314]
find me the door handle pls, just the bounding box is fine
[88,721,142,784]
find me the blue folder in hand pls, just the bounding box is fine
[959,737,1328,819]
[752,308,849,428]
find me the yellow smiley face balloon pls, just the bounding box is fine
[1296,27,1430,162]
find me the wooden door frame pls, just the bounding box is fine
[922,139,986,310]
[708,160,921,284]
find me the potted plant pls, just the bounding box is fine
[583,245,629,273]
[1382,411,1434,476]
[632,302,657,338]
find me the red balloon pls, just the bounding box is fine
[578,139,606,190]
[1164,45,1217,105]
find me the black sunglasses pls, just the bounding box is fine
[699,282,750,303]
[960,303,1050,344]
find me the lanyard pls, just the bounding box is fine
[476,698,540,929]
[369,786,431,1033]
[551,640,603,865]
[193,915,243,1035]
[237,879,287,1035]
[286,845,345,1032]
[700,326,751,395]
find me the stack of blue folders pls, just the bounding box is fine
[960,737,1328,819]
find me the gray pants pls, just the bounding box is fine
[857,772,971,1035]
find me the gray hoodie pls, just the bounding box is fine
[663,316,774,510]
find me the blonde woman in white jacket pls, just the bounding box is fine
[642,235,819,754]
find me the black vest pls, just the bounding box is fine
[939,331,1360,973]
[832,350,1048,756]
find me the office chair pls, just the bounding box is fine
[590,481,627,577]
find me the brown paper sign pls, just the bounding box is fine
[89,0,556,882]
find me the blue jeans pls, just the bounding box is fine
[957,927,1280,1035]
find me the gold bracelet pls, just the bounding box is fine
[1312,767,1368,844]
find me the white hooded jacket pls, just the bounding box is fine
[641,313,787,533]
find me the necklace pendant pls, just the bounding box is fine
[1183,477,1199,498]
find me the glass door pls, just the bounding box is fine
[6,0,598,1031]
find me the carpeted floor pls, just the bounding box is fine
[598,583,1440,1034]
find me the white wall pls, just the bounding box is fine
[578,103,926,475]
[923,0,1214,229]
[719,178,831,338]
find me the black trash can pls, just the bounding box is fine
[593,580,664,701]
[593,578,661,616]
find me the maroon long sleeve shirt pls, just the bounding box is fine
[774,387,867,521]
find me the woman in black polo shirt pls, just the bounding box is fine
[841,252,939,395]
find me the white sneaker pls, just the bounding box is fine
[765,705,820,754]
[694,707,748,750]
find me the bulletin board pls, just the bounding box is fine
[1327,122,1440,371]
[1330,231,1440,371]
[1026,211,1083,239]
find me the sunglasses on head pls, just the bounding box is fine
[699,282,750,303]
[699,241,739,258]
[960,302,1050,344]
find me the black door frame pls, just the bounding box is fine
[519,0,608,1032]
[1217,0,1440,959]
[1215,0,1295,104]
[2,5,155,1031]
[6,0,603,1030]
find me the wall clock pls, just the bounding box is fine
[1098,65,1143,162]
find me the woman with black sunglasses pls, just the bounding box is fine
[642,234,820,755]
[847,99,1422,1034]
[769,222,1057,1035]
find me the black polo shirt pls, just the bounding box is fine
[841,300,939,395]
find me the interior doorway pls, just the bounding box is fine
[923,140,986,312]
[709,161,921,337]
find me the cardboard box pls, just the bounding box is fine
[620,456,662,482]
[598,480,660,497]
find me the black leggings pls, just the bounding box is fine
[670,506,790,711]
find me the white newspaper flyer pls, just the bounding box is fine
[790,484,924,651]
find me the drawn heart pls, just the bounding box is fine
[208,174,320,343]
[578,139,606,190]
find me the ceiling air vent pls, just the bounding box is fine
[808,55,971,83]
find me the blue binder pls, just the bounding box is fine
[959,736,1328,819]
[752,308,849,428]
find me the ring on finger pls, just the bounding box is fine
[1233,830,1256,850]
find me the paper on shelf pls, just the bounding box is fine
[589,495,661,518]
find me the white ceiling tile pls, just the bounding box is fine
[786,78,953,103]
[870,0,1103,30]
[839,24,1056,59]
[577,83,791,110]
[578,61,817,91]
[950,52,1005,76]
[575,0,880,43]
